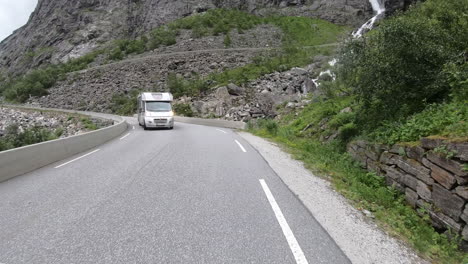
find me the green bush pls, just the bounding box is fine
[108,47,124,61]
[147,27,177,50]
[0,124,57,151]
[371,102,468,144]
[80,118,98,130]
[336,0,468,127]
[110,90,141,116]
[167,73,209,98]
[224,33,232,47]
[2,49,105,102]
[173,103,194,117]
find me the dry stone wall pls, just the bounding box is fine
[348,138,468,246]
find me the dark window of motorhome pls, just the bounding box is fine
[146,101,172,112]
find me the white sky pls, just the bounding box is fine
[0,0,38,42]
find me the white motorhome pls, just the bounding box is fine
[137,92,174,129]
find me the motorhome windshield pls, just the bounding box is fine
[145,101,172,112]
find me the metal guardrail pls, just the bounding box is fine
[0,105,128,183]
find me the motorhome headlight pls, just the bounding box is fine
[168,111,174,117]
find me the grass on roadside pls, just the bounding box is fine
[247,97,468,264]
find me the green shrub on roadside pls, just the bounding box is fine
[173,103,194,117]
[249,118,468,263]
[371,102,468,145]
[0,124,57,151]
[110,90,141,116]
[80,118,98,130]
[336,0,468,128]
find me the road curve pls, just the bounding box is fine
[0,118,349,264]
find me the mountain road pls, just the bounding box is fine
[0,118,350,264]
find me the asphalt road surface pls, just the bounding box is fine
[0,118,350,264]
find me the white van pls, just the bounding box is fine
[137,92,174,129]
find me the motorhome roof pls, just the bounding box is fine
[140,92,173,101]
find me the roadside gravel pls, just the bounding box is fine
[239,131,429,264]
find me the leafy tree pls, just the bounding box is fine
[336,0,468,128]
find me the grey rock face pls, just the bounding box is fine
[385,0,421,16]
[29,49,262,112]
[0,0,378,76]
[226,83,244,96]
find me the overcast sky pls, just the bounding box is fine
[0,0,38,42]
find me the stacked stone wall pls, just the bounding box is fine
[348,138,468,246]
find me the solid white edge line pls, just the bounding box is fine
[133,126,135,130]
[235,140,247,152]
[216,128,228,134]
[120,133,131,140]
[54,149,101,169]
[259,179,309,264]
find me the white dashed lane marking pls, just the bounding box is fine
[259,179,309,264]
[55,149,101,169]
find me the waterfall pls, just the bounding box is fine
[311,1,386,88]
[352,0,386,38]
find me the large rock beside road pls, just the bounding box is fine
[226,83,244,96]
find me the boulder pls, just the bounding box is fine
[226,83,244,96]
[215,86,231,102]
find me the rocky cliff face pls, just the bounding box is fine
[0,0,376,76]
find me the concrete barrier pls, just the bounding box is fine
[0,106,128,183]
[174,116,246,130]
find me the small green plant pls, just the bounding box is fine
[173,103,194,117]
[224,33,232,48]
[147,27,177,50]
[462,164,468,172]
[371,102,468,144]
[80,118,98,130]
[433,145,457,159]
[54,127,64,137]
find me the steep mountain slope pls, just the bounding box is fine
[0,0,416,76]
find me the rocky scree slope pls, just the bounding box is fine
[29,44,271,112]
[182,55,332,121]
[0,106,112,139]
[0,0,415,76]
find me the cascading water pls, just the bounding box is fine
[312,0,386,87]
[352,0,386,38]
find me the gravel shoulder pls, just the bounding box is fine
[238,131,429,264]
